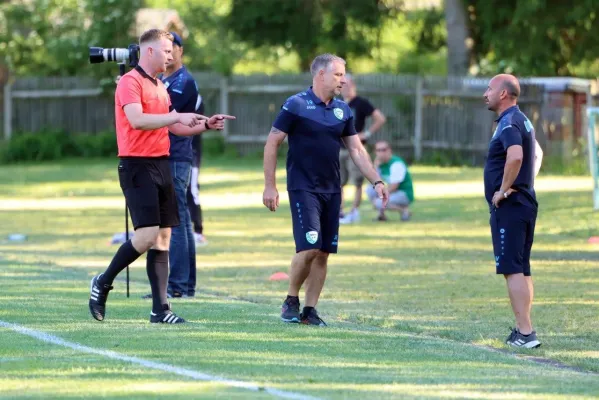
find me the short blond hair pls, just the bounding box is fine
[139,29,173,45]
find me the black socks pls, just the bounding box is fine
[146,249,170,314]
[99,240,141,287]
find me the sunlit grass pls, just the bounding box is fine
[1,158,599,398]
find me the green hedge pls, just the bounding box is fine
[0,130,249,164]
[0,130,118,163]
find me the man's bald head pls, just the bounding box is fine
[484,74,520,113]
[494,74,520,99]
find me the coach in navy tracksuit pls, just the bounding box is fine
[484,74,544,348]
[262,54,389,326]
[161,32,204,297]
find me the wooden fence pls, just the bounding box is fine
[1,72,591,164]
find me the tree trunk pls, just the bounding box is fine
[444,0,470,76]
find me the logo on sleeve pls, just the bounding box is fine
[524,118,533,132]
[334,108,344,120]
[306,100,315,110]
[306,231,319,244]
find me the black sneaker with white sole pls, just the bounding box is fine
[300,308,327,326]
[150,303,186,324]
[89,273,113,321]
[506,327,519,344]
[281,296,300,323]
[507,330,541,348]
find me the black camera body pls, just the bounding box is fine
[89,44,140,68]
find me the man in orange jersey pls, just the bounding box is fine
[88,29,234,324]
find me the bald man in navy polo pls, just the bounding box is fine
[484,74,544,348]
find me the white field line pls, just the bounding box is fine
[0,320,320,400]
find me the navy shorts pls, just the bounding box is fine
[490,200,537,276]
[288,190,341,254]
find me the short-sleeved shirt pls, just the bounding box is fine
[348,96,375,142]
[272,87,357,193]
[340,96,376,149]
[115,66,172,157]
[379,155,414,202]
[484,105,537,210]
[161,66,201,162]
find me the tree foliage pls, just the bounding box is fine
[227,0,392,71]
[465,0,599,76]
[0,0,141,77]
[1,0,598,79]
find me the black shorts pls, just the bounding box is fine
[490,201,537,276]
[118,157,180,230]
[288,190,341,254]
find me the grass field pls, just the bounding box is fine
[1,157,599,399]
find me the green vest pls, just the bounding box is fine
[379,155,414,202]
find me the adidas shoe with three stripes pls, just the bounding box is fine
[89,273,113,321]
[150,303,186,324]
[506,328,541,348]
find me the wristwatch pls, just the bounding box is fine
[373,180,384,189]
[503,191,509,199]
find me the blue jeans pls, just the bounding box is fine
[167,160,197,296]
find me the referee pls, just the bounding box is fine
[88,29,234,324]
[483,73,543,347]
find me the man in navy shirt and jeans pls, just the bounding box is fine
[161,32,204,297]
[484,74,544,348]
[262,54,389,326]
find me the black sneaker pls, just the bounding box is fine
[505,327,519,344]
[281,297,300,323]
[150,303,186,324]
[89,274,113,321]
[300,308,327,326]
[507,330,541,348]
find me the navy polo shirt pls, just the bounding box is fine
[484,105,538,210]
[273,87,357,193]
[161,66,201,162]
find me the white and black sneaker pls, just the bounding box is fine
[506,327,519,344]
[150,303,186,324]
[89,273,113,321]
[507,329,541,348]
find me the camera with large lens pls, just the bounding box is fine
[89,44,140,68]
